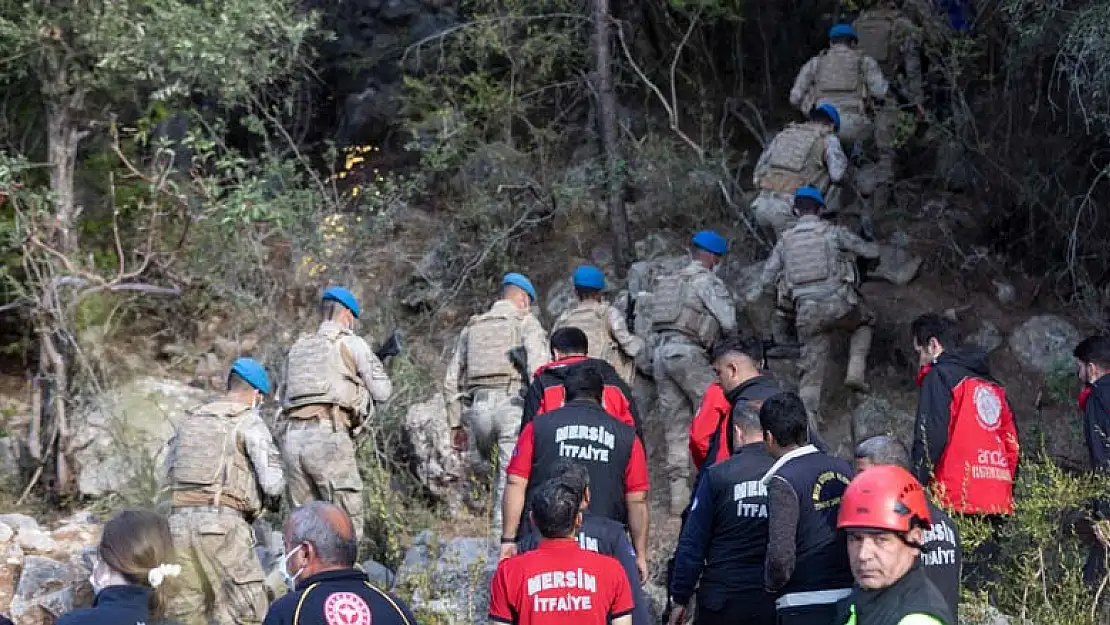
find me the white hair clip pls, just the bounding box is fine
[147,563,182,588]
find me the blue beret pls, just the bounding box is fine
[502,272,537,302]
[815,103,841,132]
[691,230,728,256]
[230,358,271,395]
[795,185,826,206]
[829,24,858,40]
[322,286,361,319]
[572,265,606,290]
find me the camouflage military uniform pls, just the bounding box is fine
[756,215,880,428]
[854,4,924,214]
[443,299,549,536]
[751,122,849,237]
[164,399,285,625]
[790,43,890,147]
[553,299,644,383]
[648,260,737,514]
[280,320,392,542]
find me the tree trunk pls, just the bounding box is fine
[593,0,632,276]
[44,67,83,254]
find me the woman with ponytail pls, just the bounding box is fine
[59,509,180,625]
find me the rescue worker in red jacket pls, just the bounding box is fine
[522,327,641,437]
[1073,334,1110,586]
[909,313,1018,515]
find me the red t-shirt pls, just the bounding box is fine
[489,539,634,625]
[506,422,650,493]
[688,382,731,470]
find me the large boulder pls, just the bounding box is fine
[1008,315,1081,373]
[402,395,468,514]
[69,377,210,497]
[851,396,915,447]
[2,513,101,625]
[395,531,494,624]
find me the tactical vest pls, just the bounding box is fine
[649,264,721,348]
[170,400,260,514]
[526,402,637,526]
[698,443,777,594]
[854,10,899,70]
[769,450,855,593]
[757,124,831,195]
[815,47,865,111]
[464,306,526,387]
[554,302,616,364]
[284,327,366,414]
[780,218,843,296]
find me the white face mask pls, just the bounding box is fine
[279,545,305,591]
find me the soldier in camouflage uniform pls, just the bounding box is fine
[747,187,879,433]
[164,358,284,625]
[649,231,737,515]
[790,24,890,149]
[443,272,550,538]
[853,1,925,215]
[553,265,644,384]
[751,103,849,238]
[280,286,392,543]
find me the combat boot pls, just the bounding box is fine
[845,326,873,393]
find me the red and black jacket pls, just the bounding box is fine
[1081,376,1110,518]
[521,355,642,438]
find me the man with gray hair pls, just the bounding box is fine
[855,435,961,620]
[263,502,417,625]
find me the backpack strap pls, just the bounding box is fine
[292,582,321,625]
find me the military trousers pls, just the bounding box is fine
[166,508,269,625]
[464,387,523,539]
[281,418,365,543]
[795,291,875,426]
[652,338,717,514]
[752,191,798,239]
[837,112,874,150]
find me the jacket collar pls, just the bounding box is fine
[760,444,819,485]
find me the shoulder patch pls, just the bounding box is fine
[324,591,372,625]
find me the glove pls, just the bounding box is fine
[263,493,283,514]
[744,286,763,303]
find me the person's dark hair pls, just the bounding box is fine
[551,327,589,356]
[530,479,581,539]
[794,196,823,216]
[911,313,959,350]
[320,300,343,321]
[574,287,602,300]
[98,510,175,619]
[548,458,590,504]
[854,435,911,471]
[564,363,604,403]
[759,392,809,447]
[289,501,359,567]
[227,371,254,393]
[1075,335,1110,369]
[809,106,837,127]
[711,334,765,366]
[830,33,857,45]
[732,401,764,435]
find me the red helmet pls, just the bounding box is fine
[837,465,932,532]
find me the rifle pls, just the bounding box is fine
[353,329,404,448]
[762,339,803,361]
[509,346,529,384]
[625,294,637,332]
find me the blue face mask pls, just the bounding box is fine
[279,545,305,591]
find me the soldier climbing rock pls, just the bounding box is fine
[443,272,550,539]
[164,358,284,625]
[553,265,644,384]
[649,231,737,515]
[280,286,392,543]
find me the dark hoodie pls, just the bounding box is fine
[1080,375,1110,517]
[56,586,165,625]
[910,346,997,485]
[521,355,642,438]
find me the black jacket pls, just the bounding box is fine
[836,563,954,625]
[922,500,961,621]
[56,585,164,625]
[263,569,417,625]
[519,514,651,625]
[522,356,642,438]
[717,376,781,459]
[911,347,997,485]
[1083,375,1110,518]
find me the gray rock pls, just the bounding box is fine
[17,531,55,555]
[992,279,1017,306]
[968,320,1003,354]
[1008,315,1081,373]
[10,556,79,624]
[402,395,467,512]
[851,396,914,447]
[69,377,210,497]
[632,234,680,263]
[0,515,40,535]
[361,559,396,589]
[544,278,576,321]
[0,437,25,485]
[871,243,922,286]
[396,531,494,624]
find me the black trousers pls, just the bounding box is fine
[695,590,776,625]
[776,602,840,625]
